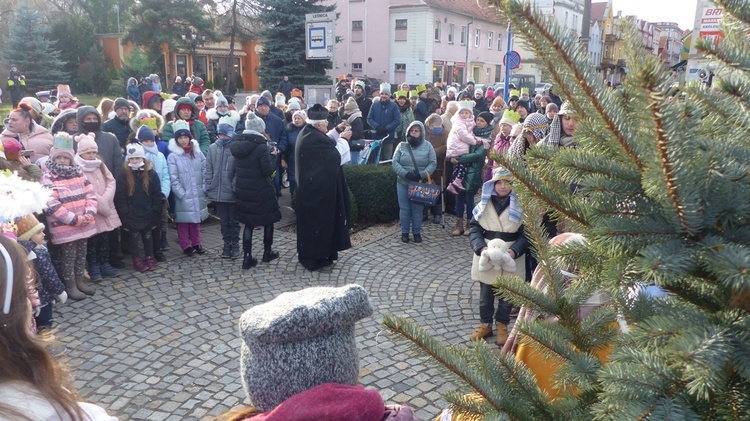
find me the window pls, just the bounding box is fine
[474,28,481,47]
[488,31,493,49]
[495,65,502,83]
[460,25,467,45]
[395,19,408,41]
[434,20,441,42]
[395,63,406,72]
[352,20,363,42]
[352,63,363,72]
[498,33,503,50]
[448,23,455,44]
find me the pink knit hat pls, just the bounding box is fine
[75,133,98,156]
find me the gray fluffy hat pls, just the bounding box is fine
[239,284,373,412]
[243,112,266,135]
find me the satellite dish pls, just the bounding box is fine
[698,69,709,81]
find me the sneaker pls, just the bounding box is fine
[413,234,422,243]
[469,324,493,341]
[193,245,207,255]
[88,263,102,282]
[183,247,195,256]
[229,243,241,259]
[401,233,410,243]
[154,252,167,263]
[221,243,231,259]
[145,256,158,271]
[100,262,120,277]
[495,323,509,346]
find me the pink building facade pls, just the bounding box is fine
[323,0,513,86]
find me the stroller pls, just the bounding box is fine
[359,131,391,165]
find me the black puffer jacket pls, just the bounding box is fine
[230,131,281,226]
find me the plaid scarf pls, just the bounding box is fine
[472,178,523,223]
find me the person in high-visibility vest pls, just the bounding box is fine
[7,70,25,108]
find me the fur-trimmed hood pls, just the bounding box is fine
[168,137,201,156]
[129,109,165,134]
[206,108,240,123]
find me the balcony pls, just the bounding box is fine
[605,34,618,43]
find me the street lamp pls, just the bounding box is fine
[181,30,206,75]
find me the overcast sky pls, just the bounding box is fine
[612,0,699,31]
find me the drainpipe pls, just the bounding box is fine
[465,17,474,83]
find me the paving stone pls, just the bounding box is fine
[55,201,486,420]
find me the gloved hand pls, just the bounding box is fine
[57,291,68,305]
[376,127,387,135]
[405,171,421,181]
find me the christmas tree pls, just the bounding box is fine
[1,6,69,94]
[253,0,334,91]
[385,0,750,419]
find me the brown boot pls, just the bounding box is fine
[470,323,493,341]
[495,323,509,346]
[64,278,86,301]
[76,277,95,296]
[464,219,471,236]
[452,218,464,236]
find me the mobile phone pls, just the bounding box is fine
[20,149,34,157]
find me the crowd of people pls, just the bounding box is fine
[0,63,580,417]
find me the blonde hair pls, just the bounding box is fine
[97,98,114,120]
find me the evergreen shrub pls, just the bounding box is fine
[343,165,398,224]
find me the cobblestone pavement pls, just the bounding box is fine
[56,195,487,420]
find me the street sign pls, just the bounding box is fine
[504,50,521,70]
[305,13,335,60]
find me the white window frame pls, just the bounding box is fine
[474,28,481,47]
[448,23,455,44]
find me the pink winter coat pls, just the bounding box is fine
[41,166,98,245]
[0,123,54,163]
[77,157,122,234]
[446,115,477,158]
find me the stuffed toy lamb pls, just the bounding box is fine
[478,238,517,273]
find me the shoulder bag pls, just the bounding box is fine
[405,144,441,207]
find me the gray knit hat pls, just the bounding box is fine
[243,112,266,135]
[239,284,373,412]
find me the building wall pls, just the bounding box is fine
[389,6,435,85]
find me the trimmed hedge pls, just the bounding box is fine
[344,164,399,224]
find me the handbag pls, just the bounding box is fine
[405,145,441,207]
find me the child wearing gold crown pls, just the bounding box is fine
[40,133,98,300]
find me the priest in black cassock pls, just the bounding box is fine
[294,104,352,271]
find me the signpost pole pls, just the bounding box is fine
[503,22,512,103]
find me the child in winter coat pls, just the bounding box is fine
[16,214,67,330]
[446,101,485,194]
[205,116,239,259]
[115,143,163,271]
[485,110,520,182]
[75,133,122,281]
[137,125,171,263]
[41,133,98,301]
[168,120,209,256]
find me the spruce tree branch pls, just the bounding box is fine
[645,88,692,234]
[714,0,750,28]
[497,153,589,226]
[494,0,643,171]
[382,316,502,412]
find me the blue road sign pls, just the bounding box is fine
[504,50,521,70]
